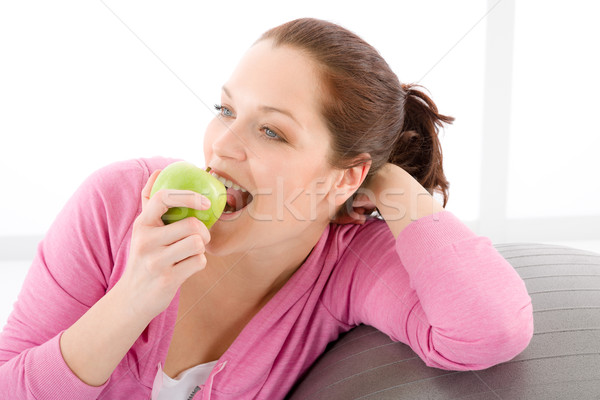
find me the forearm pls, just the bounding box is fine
[59,281,151,387]
[394,210,534,369]
[373,164,444,239]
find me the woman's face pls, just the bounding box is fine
[203,39,346,255]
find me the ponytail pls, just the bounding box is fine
[388,84,454,207]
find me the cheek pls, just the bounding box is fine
[253,172,333,221]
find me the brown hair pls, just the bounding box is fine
[258,18,453,218]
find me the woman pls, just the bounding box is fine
[0,18,533,399]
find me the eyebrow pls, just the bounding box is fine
[222,85,302,129]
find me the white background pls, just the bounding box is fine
[1,0,599,327]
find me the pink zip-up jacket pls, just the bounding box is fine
[0,157,534,399]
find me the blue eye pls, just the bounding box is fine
[262,126,284,142]
[265,127,279,139]
[214,104,233,117]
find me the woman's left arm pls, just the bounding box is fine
[325,164,534,371]
[369,163,444,238]
[338,163,444,237]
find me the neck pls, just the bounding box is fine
[194,220,329,310]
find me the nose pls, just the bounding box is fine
[210,119,250,161]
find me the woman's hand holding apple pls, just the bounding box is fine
[115,169,213,323]
[59,169,216,387]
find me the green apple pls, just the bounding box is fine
[149,161,227,228]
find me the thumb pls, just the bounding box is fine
[141,169,162,209]
[353,192,374,207]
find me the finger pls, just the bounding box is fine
[333,208,367,225]
[353,199,372,208]
[162,233,207,266]
[354,190,375,202]
[173,254,207,283]
[141,169,162,209]
[348,208,366,221]
[353,193,376,208]
[355,206,377,216]
[349,209,367,224]
[157,216,211,247]
[141,189,211,226]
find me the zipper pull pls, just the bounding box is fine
[187,386,201,400]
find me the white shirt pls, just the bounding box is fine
[152,360,219,400]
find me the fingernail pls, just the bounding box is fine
[201,196,212,209]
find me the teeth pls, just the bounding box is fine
[231,182,245,192]
[209,171,247,192]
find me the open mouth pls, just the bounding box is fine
[209,171,254,214]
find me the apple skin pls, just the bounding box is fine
[149,161,227,228]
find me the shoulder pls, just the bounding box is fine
[77,156,181,204]
[328,217,394,247]
[65,156,182,242]
[88,155,182,206]
[325,217,396,261]
[86,156,181,188]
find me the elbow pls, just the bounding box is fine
[427,301,535,371]
[466,301,535,370]
[486,301,534,368]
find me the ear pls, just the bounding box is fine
[330,154,372,207]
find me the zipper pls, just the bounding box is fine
[187,386,201,400]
